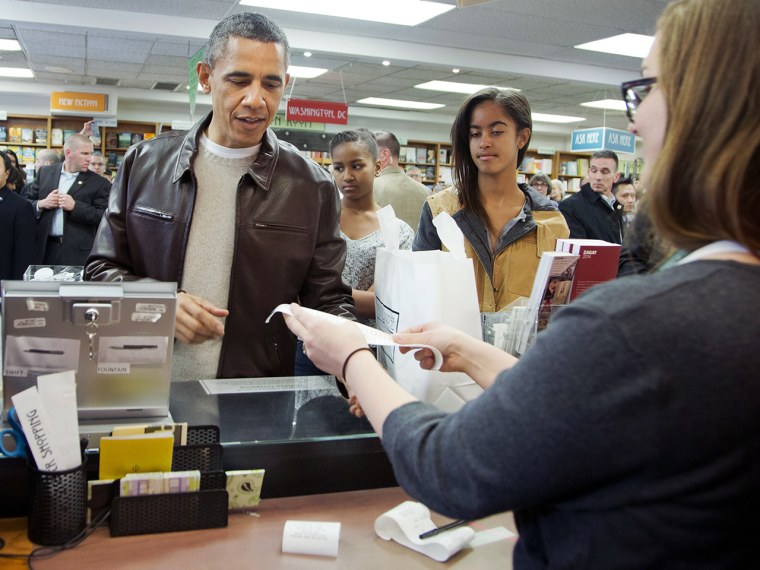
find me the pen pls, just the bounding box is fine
[112,345,158,350]
[24,349,64,355]
[419,519,469,539]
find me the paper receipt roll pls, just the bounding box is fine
[282,520,341,557]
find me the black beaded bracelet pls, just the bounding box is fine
[341,347,374,384]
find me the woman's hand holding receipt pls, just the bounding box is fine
[394,323,518,390]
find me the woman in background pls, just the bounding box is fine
[413,88,568,312]
[528,172,551,197]
[0,150,37,280]
[285,0,760,566]
[549,179,564,202]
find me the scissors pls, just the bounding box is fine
[0,407,28,459]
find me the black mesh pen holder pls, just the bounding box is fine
[27,460,87,546]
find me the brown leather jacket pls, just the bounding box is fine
[85,113,354,378]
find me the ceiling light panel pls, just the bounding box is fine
[357,97,445,110]
[532,113,585,124]
[0,39,22,51]
[288,65,328,78]
[0,66,33,77]
[415,80,519,94]
[580,99,628,112]
[238,0,455,26]
[575,34,655,58]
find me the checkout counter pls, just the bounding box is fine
[0,378,516,568]
[1,376,395,516]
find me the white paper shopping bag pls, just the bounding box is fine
[374,207,483,411]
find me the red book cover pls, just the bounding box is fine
[556,239,621,301]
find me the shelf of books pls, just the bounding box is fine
[555,151,591,192]
[399,140,452,189]
[0,115,159,174]
[296,150,331,167]
[518,149,554,184]
[102,121,159,170]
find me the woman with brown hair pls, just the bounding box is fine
[285,0,760,566]
[412,88,568,311]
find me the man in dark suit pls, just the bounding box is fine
[26,133,111,266]
[558,150,623,244]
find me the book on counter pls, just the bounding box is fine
[98,431,174,480]
[555,238,621,301]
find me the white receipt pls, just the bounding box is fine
[36,370,82,471]
[282,520,341,557]
[266,304,443,370]
[374,501,475,562]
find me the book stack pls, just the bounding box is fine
[555,239,621,301]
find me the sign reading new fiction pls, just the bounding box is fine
[571,127,636,154]
[286,98,348,125]
[50,91,109,114]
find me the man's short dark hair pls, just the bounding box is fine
[591,150,619,169]
[373,131,401,160]
[204,13,290,69]
[612,176,634,196]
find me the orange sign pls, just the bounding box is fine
[50,92,108,113]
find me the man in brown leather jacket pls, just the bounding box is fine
[85,13,354,380]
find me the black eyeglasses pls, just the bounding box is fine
[621,77,657,122]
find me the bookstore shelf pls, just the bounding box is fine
[0,114,160,174]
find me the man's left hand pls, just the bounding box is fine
[58,193,76,211]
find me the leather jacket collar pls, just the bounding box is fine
[171,112,280,191]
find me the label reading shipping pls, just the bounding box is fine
[14,318,46,329]
[135,303,166,314]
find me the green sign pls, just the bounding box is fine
[188,46,205,116]
[271,114,325,132]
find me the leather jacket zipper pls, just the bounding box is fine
[253,221,307,233]
[133,205,174,221]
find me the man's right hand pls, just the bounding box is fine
[38,189,60,210]
[175,292,229,344]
